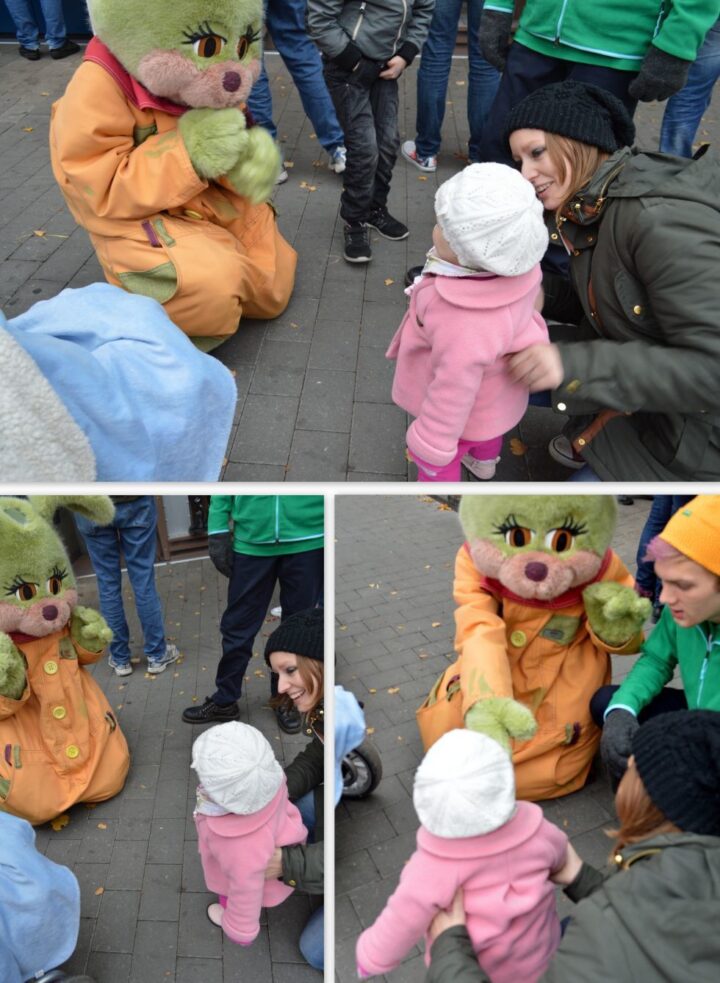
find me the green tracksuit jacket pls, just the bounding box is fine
[207,495,324,557]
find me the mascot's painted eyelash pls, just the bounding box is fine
[237,25,261,59]
[5,576,39,600]
[182,22,228,58]
[493,514,588,550]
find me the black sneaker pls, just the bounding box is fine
[50,39,80,60]
[366,206,408,241]
[182,697,240,724]
[404,265,423,287]
[343,223,372,263]
[19,46,41,60]
[275,704,302,734]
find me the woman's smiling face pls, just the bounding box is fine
[269,650,317,712]
[509,128,574,211]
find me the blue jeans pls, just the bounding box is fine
[247,0,344,153]
[294,790,316,843]
[299,905,324,971]
[76,498,166,665]
[4,0,67,49]
[415,0,500,161]
[635,496,694,597]
[660,18,720,157]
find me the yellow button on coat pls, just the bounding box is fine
[44,660,58,675]
[510,630,527,647]
[184,209,203,219]
[52,706,67,720]
[66,745,80,759]
[288,879,297,887]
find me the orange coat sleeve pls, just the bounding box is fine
[50,61,208,223]
[453,546,514,716]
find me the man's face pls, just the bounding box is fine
[655,554,720,627]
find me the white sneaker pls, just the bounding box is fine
[276,168,288,185]
[461,455,499,480]
[108,657,133,677]
[329,145,347,174]
[207,903,223,927]
[147,643,180,674]
[401,140,437,173]
[547,435,585,469]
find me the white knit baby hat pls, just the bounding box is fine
[434,162,549,275]
[413,729,516,838]
[191,721,283,814]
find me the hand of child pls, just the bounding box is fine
[550,843,583,887]
[264,847,283,880]
[379,55,407,80]
[428,888,466,943]
[508,343,564,392]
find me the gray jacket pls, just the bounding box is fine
[549,146,720,480]
[307,0,435,68]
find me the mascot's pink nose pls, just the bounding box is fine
[223,71,241,92]
[525,562,548,582]
[42,604,59,621]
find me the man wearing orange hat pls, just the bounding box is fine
[598,495,720,783]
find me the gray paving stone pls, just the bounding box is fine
[92,890,140,953]
[138,864,182,921]
[106,839,148,891]
[296,368,355,432]
[348,402,408,476]
[130,920,179,982]
[286,428,349,481]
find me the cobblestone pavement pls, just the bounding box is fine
[334,493,653,982]
[1,44,717,480]
[31,555,320,983]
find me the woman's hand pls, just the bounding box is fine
[508,343,564,392]
[428,888,466,943]
[551,843,583,886]
[264,847,284,880]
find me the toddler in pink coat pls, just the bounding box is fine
[192,721,307,946]
[356,729,569,981]
[387,162,550,481]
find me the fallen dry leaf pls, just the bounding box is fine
[284,160,295,168]
[95,887,105,896]
[50,814,70,831]
[387,687,400,695]
[22,127,33,133]
[368,688,377,694]
[384,278,394,286]
[366,727,375,735]
[97,823,108,830]
[436,503,452,511]
[33,229,46,237]
[510,437,528,456]
[431,622,442,628]
[418,175,428,182]
[338,625,348,631]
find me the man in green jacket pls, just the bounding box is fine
[599,495,720,782]
[182,496,323,732]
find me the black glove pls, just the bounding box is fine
[628,46,692,102]
[479,10,513,72]
[600,709,639,782]
[349,55,384,88]
[208,531,234,578]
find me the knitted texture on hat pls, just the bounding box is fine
[434,163,548,275]
[191,722,283,814]
[264,607,324,665]
[633,711,720,837]
[504,81,635,153]
[659,496,720,576]
[413,729,516,838]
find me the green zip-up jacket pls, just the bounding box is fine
[548,146,720,481]
[207,496,324,557]
[607,607,720,716]
[485,0,720,70]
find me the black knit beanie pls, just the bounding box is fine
[633,710,720,837]
[504,81,635,153]
[264,607,324,665]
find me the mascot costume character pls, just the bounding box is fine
[0,497,130,825]
[417,496,651,800]
[49,0,296,349]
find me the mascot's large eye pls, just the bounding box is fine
[182,22,227,58]
[237,25,261,60]
[545,528,574,552]
[5,578,38,602]
[505,526,533,548]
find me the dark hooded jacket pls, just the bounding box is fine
[547,146,720,480]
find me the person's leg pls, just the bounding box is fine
[4,0,41,49]
[369,77,400,213]
[591,684,687,727]
[659,18,720,157]
[293,790,316,841]
[247,55,278,138]
[264,0,344,153]
[213,554,280,705]
[567,464,602,482]
[36,0,68,49]
[410,448,464,482]
[324,64,378,225]
[114,498,167,663]
[298,905,324,971]
[414,0,462,159]
[271,549,324,698]
[466,0,501,161]
[74,515,130,666]
[567,63,638,118]
[635,497,675,598]
[465,435,503,461]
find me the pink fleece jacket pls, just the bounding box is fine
[356,801,567,982]
[386,266,548,466]
[195,777,307,945]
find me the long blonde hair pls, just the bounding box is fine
[544,133,609,219]
[610,758,679,853]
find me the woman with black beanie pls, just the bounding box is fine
[502,80,720,483]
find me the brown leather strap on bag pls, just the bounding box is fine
[572,409,629,453]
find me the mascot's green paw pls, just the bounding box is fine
[465,697,537,753]
[0,633,27,701]
[70,606,113,653]
[225,126,281,204]
[178,107,249,180]
[582,582,651,647]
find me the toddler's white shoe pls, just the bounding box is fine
[461,455,499,480]
[207,903,223,927]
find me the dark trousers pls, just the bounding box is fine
[323,63,399,224]
[590,685,688,727]
[212,548,324,706]
[635,496,694,599]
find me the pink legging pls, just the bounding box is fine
[411,436,503,482]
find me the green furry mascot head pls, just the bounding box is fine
[0,497,113,638]
[459,495,617,602]
[87,0,264,108]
